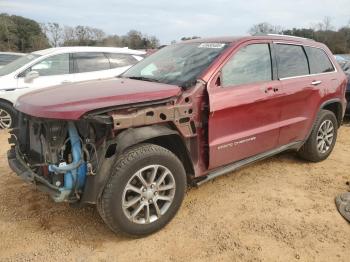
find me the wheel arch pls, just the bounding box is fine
[301,98,343,148]
[81,124,194,204]
[109,125,195,178]
[0,98,14,106]
[320,99,343,127]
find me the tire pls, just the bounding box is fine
[298,109,338,162]
[97,143,187,236]
[0,101,17,129]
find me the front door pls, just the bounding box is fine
[17,53,72,90]
[208,42,282,169]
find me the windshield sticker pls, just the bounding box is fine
[198,43,226,49]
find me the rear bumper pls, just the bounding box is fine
[7,146,62,198]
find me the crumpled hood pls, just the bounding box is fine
[15,78,181,120]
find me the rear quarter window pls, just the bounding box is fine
[304,47,334,74]
[276,44,309,78]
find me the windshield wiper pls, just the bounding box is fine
[125,76,160,83]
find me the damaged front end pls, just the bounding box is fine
[7,81,206,204]
[7,113,104,203]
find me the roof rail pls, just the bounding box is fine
[267,34,312,40]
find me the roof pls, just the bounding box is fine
[182,35,319,46]
[32,46,146,56]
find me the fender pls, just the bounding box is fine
[80,125,183,204]
[113,125,179,156]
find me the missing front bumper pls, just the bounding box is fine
[7,146,71,202]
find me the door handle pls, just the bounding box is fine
[311,80,322,86]
[264,86,273,93]
[264,86,279,93]
[61,80,72,84]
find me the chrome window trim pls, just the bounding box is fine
[279,71,337,81]
[273,41,337,81]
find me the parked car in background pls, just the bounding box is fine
[335,54,350,62]
[335,54,350,114]
[0,52,25,68]
[8,35,347,236]
[0,46,145,128]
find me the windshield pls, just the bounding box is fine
[123,42,229,88]
[0,53,41,77]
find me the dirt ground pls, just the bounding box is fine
[0,121,349,262]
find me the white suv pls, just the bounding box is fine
[0,46,145,128]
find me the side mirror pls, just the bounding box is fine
[24,71,39,83]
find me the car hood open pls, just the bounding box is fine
[15,78,182,120]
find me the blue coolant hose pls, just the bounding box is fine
[49,122,86,192]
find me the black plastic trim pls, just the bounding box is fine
[196,141,303,186]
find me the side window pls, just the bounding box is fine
[304,47,334,74]
[72,52,110,73]
[30,54,70,76]
[221,44,272,87]
[105,53,138,68]
[276,44,309,78]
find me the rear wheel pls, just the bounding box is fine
[98,143,187,236]
[298,110,338,162]
[0,101,16,129]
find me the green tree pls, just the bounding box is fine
[0,14,18,51]
[0,13,49,52]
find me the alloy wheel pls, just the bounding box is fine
[316,119,334,154]
[122,164,176,224]
[0,109,12,129]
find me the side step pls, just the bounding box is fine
[196,141,303,186]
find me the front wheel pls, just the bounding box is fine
[98,143,187,236]
[298,109,338,162]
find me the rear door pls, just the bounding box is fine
[275,43,336,146]
[71,52,112,82]
[208,41,282,169]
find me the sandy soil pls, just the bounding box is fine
[0,121,349,262]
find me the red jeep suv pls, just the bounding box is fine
[8,35,347,236]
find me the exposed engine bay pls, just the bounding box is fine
[8,113,108,202]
